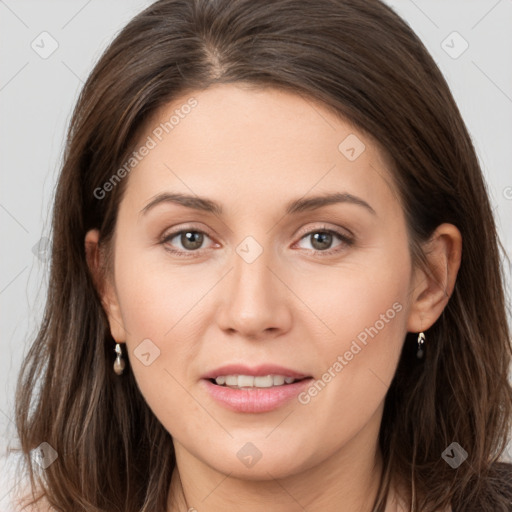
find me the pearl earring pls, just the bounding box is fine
[416,332,426,359]
[113,343,126,375]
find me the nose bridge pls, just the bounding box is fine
[217,233,291,337]
[234,239,273,301]
[232,235,278,310]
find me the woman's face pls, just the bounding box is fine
[96,83,422,479]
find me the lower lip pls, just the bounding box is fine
[201,378,313,413]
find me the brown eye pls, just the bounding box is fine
[177,231,204,251]
[309,232,334,251]
[295,228,354,255]
[162,229,212,254]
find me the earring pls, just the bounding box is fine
[416,332,426,359]
[113,343,126,375]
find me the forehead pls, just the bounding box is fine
[121,83,400,219]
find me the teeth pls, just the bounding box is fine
[213,374,300,388]
[225,375,238,386]
[273,375,285,386]
[238,375,255,387]
[254,375,273,387]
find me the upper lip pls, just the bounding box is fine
[201,364,311,380]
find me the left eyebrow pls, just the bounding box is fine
[139,191,376,217]
[285,192,376,216]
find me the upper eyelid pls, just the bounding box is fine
[161,223,353,249]
[161,224,215,242]
[294,223,354,240]
[161,222,351,238]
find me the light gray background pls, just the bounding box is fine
[1,0,512,504]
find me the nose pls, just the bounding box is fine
[215,241,293,340]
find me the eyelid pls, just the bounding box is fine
[292,224,355,256]
[160,223,217,249]
[294,222,354,240]
[160,222,354,257]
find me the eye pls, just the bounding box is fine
[161,227,216,256]
[294,226,354,255]
[160,224,354,258]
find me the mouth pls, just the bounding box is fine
[207,374,311,389]
[201,365,314,413]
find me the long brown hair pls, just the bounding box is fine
[14,0,512,510]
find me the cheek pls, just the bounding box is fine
[114,244,204,339]
[112,246,211,431]
[292,247,410,436]
[295,239,410,352]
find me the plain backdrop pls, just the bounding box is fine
[1,0,512,504]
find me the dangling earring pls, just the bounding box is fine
[416,332,426,359]
[113,343,126,375]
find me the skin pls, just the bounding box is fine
[86,83,461,512]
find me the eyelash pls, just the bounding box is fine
[160,224,354,258]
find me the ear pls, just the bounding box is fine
[406,223,462,333]
[85,229,127,342]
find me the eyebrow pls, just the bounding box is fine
[139,191,376,217]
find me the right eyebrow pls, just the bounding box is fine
[140,192,223,217]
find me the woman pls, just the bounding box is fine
[13,0,512,510]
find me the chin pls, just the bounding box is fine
[199,443,316,481]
